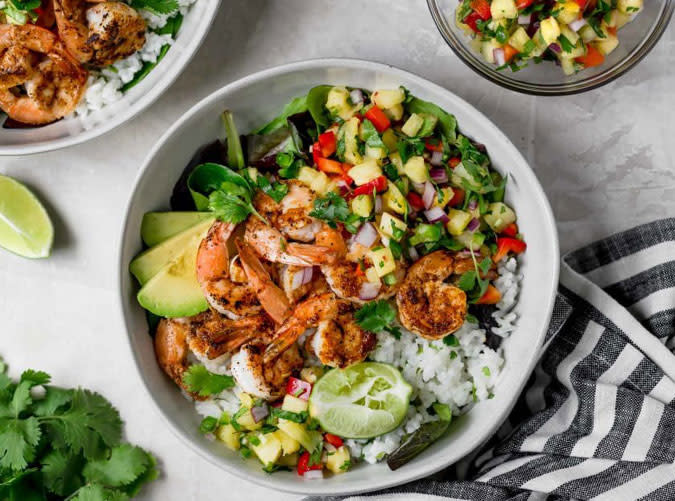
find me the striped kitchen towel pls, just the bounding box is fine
[313,219,675,501]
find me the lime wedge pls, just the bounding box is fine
[0,175,53,259]
[309,362,412,439]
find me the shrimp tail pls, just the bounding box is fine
[286,242,339,265]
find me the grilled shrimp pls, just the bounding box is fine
[154,310,275,395]
[53,0,146,67]
[264,292,375,369]
[396,250,473,340]
[0,24,87,124]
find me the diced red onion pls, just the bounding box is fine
[408,245,419,261]
[422,181,436,209]
[374,195,383,214]
[354,222,378,248]
[303,470,323,480]
[549,43,562,54]
[468,199,478,210]
[324,443,337,453]
[337,179,350,189]
[467,218,481,232]
[457,249,473,259]
[429,150,443,167]
[424,206,449,223]
[359,281,381,300]
[251,404,269,423]
[493,48,506,67]
[291,269,305,290]
[301,267,314,285]
[518,13,531,25]
[412,181,426,195]
[568,18,587,32]
[350,89,364,104]
[429,167,448,183]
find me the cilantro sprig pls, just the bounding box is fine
[0,360,157,500]
[130,0,178,15]
[308,191,361,232]
[355,300,402,339]
[182,365,235,397]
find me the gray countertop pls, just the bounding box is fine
[1,1,673,500]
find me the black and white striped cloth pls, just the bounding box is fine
[314,219,675,501]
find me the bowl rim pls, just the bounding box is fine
[0,0,222,156]
[427,0,674,96]
[117,57,560,495]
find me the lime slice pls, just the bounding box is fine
[309,362,412,439]
[0,175,53,258]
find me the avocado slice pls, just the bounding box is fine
[136,233,209,318]
[130,217,214,286]
[141,211,214,247]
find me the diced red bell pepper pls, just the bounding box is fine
[476,284,502,305]
[323,433,344,448]
[501,223,519,238]
[348,176,388,199]
[463,11,482,32]
[470,0,492,20]
[493,237,527,263]
[448,187,465,207]
[449,157,461,168]
[297,451,322,476]
[406,192,425,211]
[572,0,587,8]
[516,0,535,9]
[364,106,390,132]
[317,157,344,175]
[425,138,443,152]
[286,377,312,400]
[318,131,337,157]
[312,141,322,167]
[503,44,519,63]
[576,45,604,68]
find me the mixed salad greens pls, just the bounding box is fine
[455,0,644,75]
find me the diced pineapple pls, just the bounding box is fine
[611,10,633,28]
[560,25,580,46]
[365,266,381,284]
[446,209,472,236]
[381,129,398,151]
[401,113,424,137]
[384,103,404,121]
[508,27,531,52]
[325,446,351,474]
[593,34,619,56]
[451,162,481,191]
[341,117,362,165]
[274,430,301,455]
[403,156,429,183]
[578,24,597,43]
[456,231,486,249]
[490,0,517,20]
[560,41,585,60]
[481,38,503,64]
[348,159,383,186]
[250,432,282,466]
[351,194,373,217]
[433,187,454,208]
[382,182,407,215]
[282,394,309,413]
[326,86,361,120]
[235,409,262,431]
[561,58,577,76]
[298,167,331,195]
[215,424,240,451]
[484,202,516,232]
[554,2,580,24]
[372,88,406,109]
[238,392,255,408]
[277,453,299,467]
[378,213,407,241]
[277,420,322,452]
[365,145,387,160]
[540,17,561,45]
[389,152,404,174]
[617,0,642,15]
[300,366,324,384]
[367,247,396,277]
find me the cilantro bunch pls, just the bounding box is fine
[0,360,157,500]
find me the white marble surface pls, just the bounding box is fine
[1,1,673,500]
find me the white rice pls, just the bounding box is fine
[73,0,197,126]
[191,257,522,466]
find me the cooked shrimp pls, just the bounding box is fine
[196,220,264,319]
[154,310,276,395]
[0,24,87,124]
[230,342,303,400]
[264,292,375,369]
[53,0,146,67]
[396,250,470,340]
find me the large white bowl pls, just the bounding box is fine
[0,0,220,156]
[118,59,559,496]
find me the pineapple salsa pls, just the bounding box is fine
[455,0,644,75]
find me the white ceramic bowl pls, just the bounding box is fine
[118,59,560,496]
[0,0,221,156]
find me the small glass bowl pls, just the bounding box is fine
[427,0,674,96]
